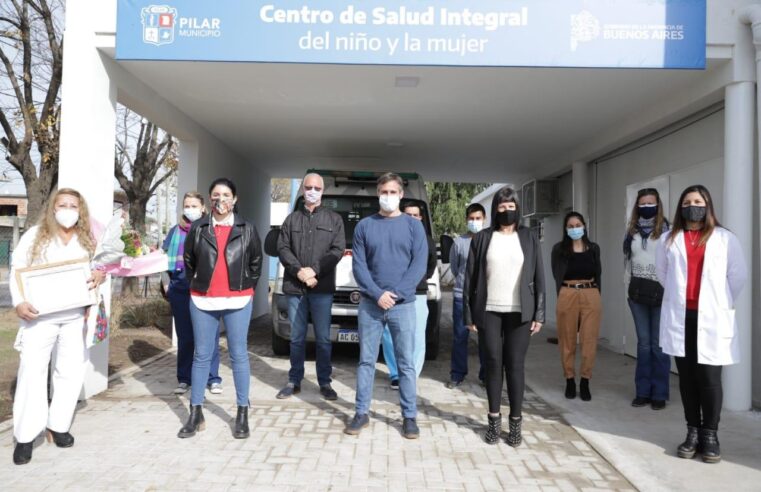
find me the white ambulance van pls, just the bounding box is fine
[264,170,442,359]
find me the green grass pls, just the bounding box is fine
[0,309,20,422]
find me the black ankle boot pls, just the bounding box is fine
[484,414,502,445]
[677,425,700,459]
[565,378,576,399]
[46,429,74,448]
[178,404,205,438]
[13,442,33,465]
[506,416,522,447]
[234,406,250,439]
[700,428,721,463]
[579,378,591,401]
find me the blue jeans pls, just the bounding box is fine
[189,299,253,406]
[629,299,671,401]
[167,279,221,386]
[450,296,485,382]
[382,294,427,380]
[286,293,333,387]
[356,299,417,418]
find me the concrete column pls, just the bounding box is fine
[734,5,761,411]
[572,161,589,220]
[722,81,755,412]
[57,1,117,398]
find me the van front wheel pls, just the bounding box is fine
[272,326,290,356]
[425,300,441,360]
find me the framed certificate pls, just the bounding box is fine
[15,257,97,315]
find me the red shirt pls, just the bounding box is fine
[684,230,705,310]
[191,225,254,298]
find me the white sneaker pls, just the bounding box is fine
[173,383,190,394]
[208,383,223,394]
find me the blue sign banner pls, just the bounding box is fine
[116,0,706,69]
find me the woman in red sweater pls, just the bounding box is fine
[178,178,262,440]
[656,185,746,464]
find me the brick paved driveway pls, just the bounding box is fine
[0,294,634,491]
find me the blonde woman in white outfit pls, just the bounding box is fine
[10,188,105,465]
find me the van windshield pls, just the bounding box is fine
[295,196,432,247]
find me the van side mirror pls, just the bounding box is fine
[264,227,280,257]
[439,234,454,264]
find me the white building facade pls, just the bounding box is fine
[60,0,761,410]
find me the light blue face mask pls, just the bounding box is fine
[567,226,585,240]
[466,220,483,234]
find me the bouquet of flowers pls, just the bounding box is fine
[120,229,144,257]
[92,212,169,277]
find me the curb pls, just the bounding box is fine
[0,347,179,437]
[107,346,176,382]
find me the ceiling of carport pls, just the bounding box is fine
[117,59,722,182]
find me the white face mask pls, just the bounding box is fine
[379,194,400,213]
[55,209,79,229]
[183,207,202,222]
[304,189,322,205]
[466,220,483,233]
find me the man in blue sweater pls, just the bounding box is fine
[345,173,427,439]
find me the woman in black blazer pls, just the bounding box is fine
[463,186,546,446]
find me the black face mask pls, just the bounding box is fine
[495,210,518,227]
[637,205,658,219]
[681,206,706,223]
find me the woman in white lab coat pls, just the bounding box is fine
[10,188,106,465]
[655,185,747,464]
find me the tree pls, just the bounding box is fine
[425,182,489,237]
[114,107,177,235]
[0,0,63,224]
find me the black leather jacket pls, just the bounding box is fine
[184,214,262,293]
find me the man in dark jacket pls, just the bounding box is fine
[276,173,346,400]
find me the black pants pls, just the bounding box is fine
[479,311,531,417]
[674,309,723,430]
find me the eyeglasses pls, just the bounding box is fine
[304,186,322,191]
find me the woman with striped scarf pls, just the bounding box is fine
[163,191,222,395]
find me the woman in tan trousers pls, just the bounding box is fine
[551,212,602,401]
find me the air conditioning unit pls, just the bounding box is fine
[521,179,559,218]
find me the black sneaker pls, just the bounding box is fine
[651,400,666,410]
[390,379,399,390]
[445,379,463,389]
[344,413,369,435]
[276,383,301,399]
[631,397,651,407]
[320,384,338,401]
[402,418,420,439]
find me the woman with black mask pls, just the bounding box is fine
[624,188,670,410]
[656,185,746,463]
[463,186,545,446]
[551,212,602,401]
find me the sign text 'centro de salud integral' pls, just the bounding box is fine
[116,0,707,69]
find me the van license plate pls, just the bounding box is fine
[337,330,359,343]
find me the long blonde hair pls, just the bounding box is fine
[29,188,96,263]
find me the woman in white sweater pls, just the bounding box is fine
[10,188,105,465]
[623,188,670,410]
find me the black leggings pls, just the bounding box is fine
[478,311,531,418]
[674,309,723,430]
